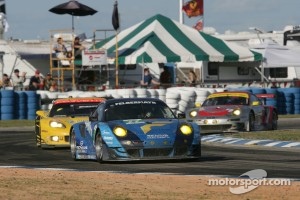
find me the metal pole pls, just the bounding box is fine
[72,15,74,32]
[115,33,119,88]
[0,53,4,79]
[179,0,184,24]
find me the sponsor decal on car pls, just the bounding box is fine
[146,134,170,139]
[141,121,172,133]
[124,119,144,124]
[114,101,157,105]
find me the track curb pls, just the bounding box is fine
[201,134,300,148]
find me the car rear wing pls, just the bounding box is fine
[255,93,276,105]
[255,93,275,99]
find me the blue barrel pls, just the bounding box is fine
[236,87,252,93]
[15,91,27,119]
[265,99,277,108]
[265,88,278,95]
[264,88,278,108]
[25,91,40,120]
[250,87,266,94]
[1,90,15,120]
[277,88,297,114]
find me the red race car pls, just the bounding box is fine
[186,91,278,133]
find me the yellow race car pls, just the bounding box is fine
[35,97,106,148]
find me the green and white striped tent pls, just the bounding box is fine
[94,14,262,64]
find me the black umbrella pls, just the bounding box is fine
[49,0,97,31]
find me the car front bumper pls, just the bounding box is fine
[193,118,247,133]
[40,129,70,148]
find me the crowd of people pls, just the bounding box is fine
[1,36,199,91]
[1,67,198,91]
[0,69,57,91]
[0,36,87,91]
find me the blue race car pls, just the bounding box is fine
[70,98,201,162]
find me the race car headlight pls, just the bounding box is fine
[113,126,127,137]
[189,110,197,118]
[233,109,241,116]
[179,124,193,135]
[49,121,66,128]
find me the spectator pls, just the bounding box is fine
[53,37,68,67]
[11,69,26,91]
[159,66,172,89]
[43,73,57,92]
[0,73,12,89]
[188,70,197,87]
[73,36,85,59]
[28,79,39,91]
[29,70,43,90]
[140,68,160,88]
[53,37,67,57]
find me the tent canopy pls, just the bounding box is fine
[251,41,300,68]
[94,14,262,64]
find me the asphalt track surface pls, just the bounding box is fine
[0,118,299,179]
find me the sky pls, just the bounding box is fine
[4,0,300,40]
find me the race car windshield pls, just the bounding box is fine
[202,96,248,106]
[105,102,176,121]
[49,103,99,117]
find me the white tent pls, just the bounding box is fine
[95,14,262,64]
[251,41,300,68]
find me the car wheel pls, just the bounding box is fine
[95,132,104,163]
[271,111,278,130]
[70,129,77,160]
[246,112,255,132]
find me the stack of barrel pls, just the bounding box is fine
[0,90,41,120]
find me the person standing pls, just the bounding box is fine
[43,73,57,91]
[29,70,43,90]
[73,36,85,59]
[140,68,159,88]
[11,69,26,90]
[159,66,172,89]
[188,70,197,87]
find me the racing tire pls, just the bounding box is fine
[271,111,278,130]
[246,112,255,132]
[95,132,104,163]
[70,129,77,160]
